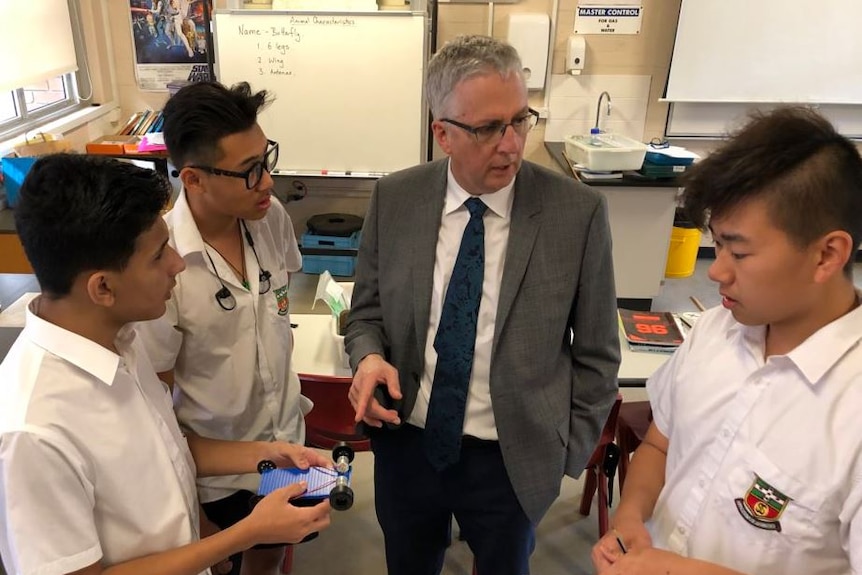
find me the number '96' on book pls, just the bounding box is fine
[618,309,685,349]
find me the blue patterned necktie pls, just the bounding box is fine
[424,197,487,471]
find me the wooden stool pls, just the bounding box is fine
[616,401,652,491]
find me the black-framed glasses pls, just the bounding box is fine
[440,108,539,145]
[188,140,279,189]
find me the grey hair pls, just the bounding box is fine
[426,35,524,119]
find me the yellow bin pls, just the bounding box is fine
[664,222,702,279]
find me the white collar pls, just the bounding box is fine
[23,299,135,386]
[444,160,515,220]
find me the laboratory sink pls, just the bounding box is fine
[564,133,648,172]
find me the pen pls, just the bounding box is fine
[613,530,628,554]
[690,295,706,312]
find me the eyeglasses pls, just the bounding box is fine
[205,221,272,312]
[440,108,540,145]
[188,140,279,189]
[649,137,670,149]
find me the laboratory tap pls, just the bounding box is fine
[594,91,612,132]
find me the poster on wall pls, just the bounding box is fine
[129,0,213,91]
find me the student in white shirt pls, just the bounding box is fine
[0,154,330,575]
[591,107,862,575]
[136,81,308,575]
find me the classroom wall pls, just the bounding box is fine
[92,0,682,170]
[66,0,685,233]
[434,0,681,169]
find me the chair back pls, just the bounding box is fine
[578,393,623,536]
[299,373,370,451]
[586,394,622,468]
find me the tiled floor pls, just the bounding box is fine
[2,258,862,574]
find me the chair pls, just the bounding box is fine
[282,373,371,574]
[299,373,371,451]
[616,400,652,491]
[578,394,623,537]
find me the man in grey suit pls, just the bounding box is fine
[345,35,620,575]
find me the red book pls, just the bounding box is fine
[618,309,684,351]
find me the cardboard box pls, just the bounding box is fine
[86,135,140,155]
[13,134,71,157]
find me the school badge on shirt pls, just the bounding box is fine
[274,285,290,316]
[734,474,791,532]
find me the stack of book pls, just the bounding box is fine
[561,150,623,181]
[86,110,165,155]
[118,110,164,137]
[574,168,623,181]
[618,309,686,353]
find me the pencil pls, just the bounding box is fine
[690,296,706,312]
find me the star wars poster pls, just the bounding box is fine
[129,0,213,91]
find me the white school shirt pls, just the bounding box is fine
[0,304,204,575]
[408,162,514,440]
[137,190,306,503]
[646,295,862,575]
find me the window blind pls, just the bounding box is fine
[664,0,862,137]
[0,0,78,93]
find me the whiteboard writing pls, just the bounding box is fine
[215,11,426,174]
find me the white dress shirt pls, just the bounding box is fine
[408,161,514,440]
[137,190,306,503]
[646,293,862,575]
[0,304,204,575]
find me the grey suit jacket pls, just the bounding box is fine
[345,159,620,523]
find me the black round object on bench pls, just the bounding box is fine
[306,213,363,237]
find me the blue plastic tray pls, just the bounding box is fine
[644,151,694,166]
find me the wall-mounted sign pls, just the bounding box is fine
[574,4,643,35]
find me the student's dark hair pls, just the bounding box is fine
[14,154,172,297]
[682,106,862,271]
[162,81,272,169]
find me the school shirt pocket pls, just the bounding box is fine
[715,442,831,556]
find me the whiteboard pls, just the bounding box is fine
[667,103,862,139]
[664,0,862,138]
[214,10,427,175]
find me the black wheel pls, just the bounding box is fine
[329,484,354,511]
[332,442,355,464]
[257,459,277,474]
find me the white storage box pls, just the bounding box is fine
[565,133,648,172]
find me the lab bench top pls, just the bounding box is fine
[544,141,682,188]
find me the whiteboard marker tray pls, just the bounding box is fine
[564,133,647,172]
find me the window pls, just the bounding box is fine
[0,0,89,141]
